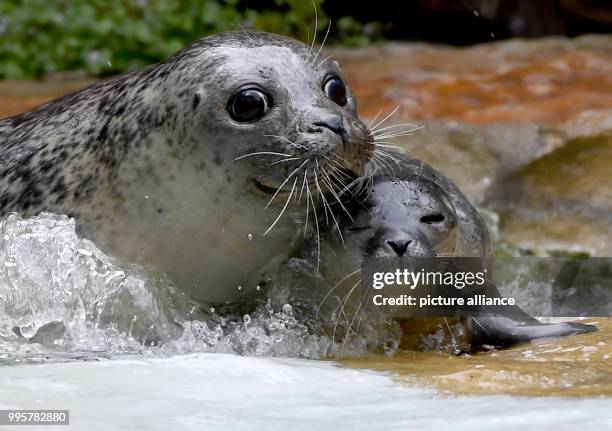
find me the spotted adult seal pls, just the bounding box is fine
[315,154,596,349]
[0,31,373,303]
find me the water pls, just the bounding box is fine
[1,353,610,431]
[0,212,399,364]
[1,212,610,430]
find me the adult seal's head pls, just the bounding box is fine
[0,31,373,303]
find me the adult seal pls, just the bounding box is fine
[0,31,373,303]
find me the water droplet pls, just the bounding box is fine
[247,233,253,240]
[210,307,216,313]
[281,304,293,316]
[256,285,261,291]
[237,285,242,291]
[265,299,273,315]
[144,194,149,200]
[243,314,251,325]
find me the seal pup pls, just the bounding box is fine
[0,31,373,303]
[317,165,595,349]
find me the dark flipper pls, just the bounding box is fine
[468,307,596,348]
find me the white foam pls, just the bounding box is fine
[0,353,610,431]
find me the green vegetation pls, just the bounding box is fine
[0,0,376,79]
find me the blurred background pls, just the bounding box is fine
[1,0,611,258]
[1,0,612,78]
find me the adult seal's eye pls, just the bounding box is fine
[323,77,347,106]
[228,89,270,123]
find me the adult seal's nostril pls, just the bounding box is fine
[387,239,412,256]
[312,116,345,135]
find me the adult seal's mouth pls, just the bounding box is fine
[251,148,365,199]
[252,178,281,195]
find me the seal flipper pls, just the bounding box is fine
[468,308,596,348]
[463,273,596,348]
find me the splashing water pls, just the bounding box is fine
[0,213,401,364]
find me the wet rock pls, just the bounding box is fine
[332,36,612,255]
[486,133,612,256]
[333,35,612,124]
[0,77,95,119]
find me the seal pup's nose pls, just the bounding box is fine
[387,239,412,256]
[311,116,344,135]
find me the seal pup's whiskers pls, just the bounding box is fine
[315,268,361,329]
[340,297,363,356]
[443,316,457,349]
[353,298,368,339]
[331,277,361,352]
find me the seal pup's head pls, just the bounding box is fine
[163,31,373,212]
[340,176,459,261]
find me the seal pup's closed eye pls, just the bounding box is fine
[0,31,373,303]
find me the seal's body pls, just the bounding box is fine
[0,31,372,303]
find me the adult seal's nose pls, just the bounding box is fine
[311,116,345,135]
[387,239,412,256]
